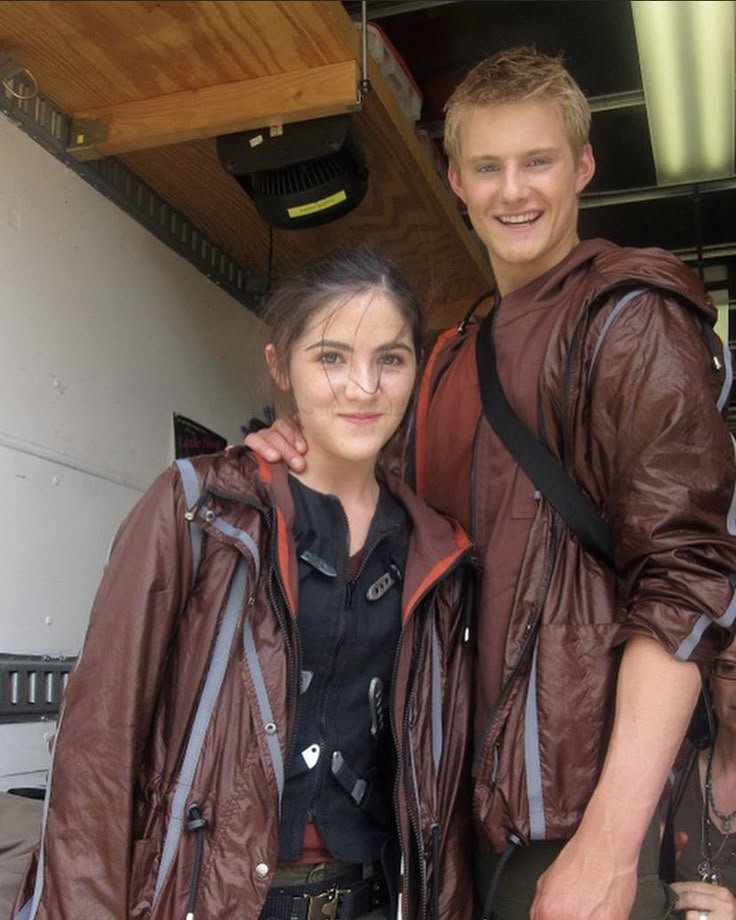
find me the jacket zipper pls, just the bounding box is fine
[390,551,469,918]
[472,516,561,780]
[268,511,301,768]
[471,283,606,780]
[403,602,431,918]
[310,500,390,822]
[470,401,483,544]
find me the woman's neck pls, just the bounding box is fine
[712,728,736,781]
[699,729,736,834]
[292,456,380,554]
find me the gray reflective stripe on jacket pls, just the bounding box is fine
[152,555,251,907]
[13,900,31,920]
[175,458,203,589]
[431,618,443,774]
[153,461,268,907]
[676,579,736,660]
[524,637,545,839]
[587,287,647,386]
[243,610,285,801]
[717,338,734,413]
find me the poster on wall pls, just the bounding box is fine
[173,413,228,459]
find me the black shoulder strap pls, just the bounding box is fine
[475,309,616,570]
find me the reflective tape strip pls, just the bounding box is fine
[587,288,647,387]
[718,338,734,413]
[727,437,736,537]
[153,556,251,906]
[431,619,442,774]
[175,458,203,591]
[206,515,261,581]
[14,899,32,919]
[243,610,284,804]
[677,433,736,659]
[524,638,546,839]
[676,581,736,661]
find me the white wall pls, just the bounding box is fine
[0,113,271,785]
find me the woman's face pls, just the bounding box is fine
[266,289,418,471]
[712,637,736,736]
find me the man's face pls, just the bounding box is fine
[448,98,595,295]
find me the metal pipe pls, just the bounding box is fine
[347,1,462,21]
[359,0,371,101]
[417,90,647,139]
[579,176,736,209]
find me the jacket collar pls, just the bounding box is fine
[259,458,470,622]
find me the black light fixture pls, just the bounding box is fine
[217,114,369,230]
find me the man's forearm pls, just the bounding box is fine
[579,633,700,857]
[531,634,701,919]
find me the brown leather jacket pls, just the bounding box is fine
[414,239,736,853]
[13,449,474,919]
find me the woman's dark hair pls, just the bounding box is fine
[261,245,423,378]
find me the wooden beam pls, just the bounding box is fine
[67,59,360,160]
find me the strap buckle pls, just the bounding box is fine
[307,885,345,920]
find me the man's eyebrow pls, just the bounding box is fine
[523,147,559,158]
[467,147,559,163]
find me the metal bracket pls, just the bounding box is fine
[0,653,77,723]
[67,117,109,161]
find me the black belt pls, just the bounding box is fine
[260,867,388,920]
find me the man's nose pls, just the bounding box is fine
[500,165,526,201]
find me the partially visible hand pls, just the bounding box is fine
[243,416,307,471]
[530,828,637,920]
[671,880,736,920]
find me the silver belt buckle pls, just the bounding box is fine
[307,885,344,920]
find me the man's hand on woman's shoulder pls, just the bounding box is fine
[244,416,308,472]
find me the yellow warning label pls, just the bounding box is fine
[288,190,348,219]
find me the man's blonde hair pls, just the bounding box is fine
[443,46,591,163]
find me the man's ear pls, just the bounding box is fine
[264,343,289,391]
[448,161,467,204]
[575,144,596,195]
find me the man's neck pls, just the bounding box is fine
[491,235,582,297]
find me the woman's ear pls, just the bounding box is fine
[264,343,289,391]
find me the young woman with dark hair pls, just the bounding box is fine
[13,246,474,920]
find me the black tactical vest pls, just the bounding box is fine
[278,476,410,863]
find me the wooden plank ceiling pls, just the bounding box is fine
[0,0,492,328]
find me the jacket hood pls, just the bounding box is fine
[251,455,470,620]
[504,238,715,325]
[554,238,713,321]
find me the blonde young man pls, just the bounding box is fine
[247,48,736,920]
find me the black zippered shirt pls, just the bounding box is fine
[277,475,411,862]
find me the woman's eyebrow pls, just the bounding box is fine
[305,339,414,353]
[377,341,414,353]
[305,339,351,351]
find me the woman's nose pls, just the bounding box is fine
[343,359,380,397]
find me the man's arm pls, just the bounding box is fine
[530,286,736,920]
[531,634,700,920]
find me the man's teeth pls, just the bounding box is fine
[499,213,539,224]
